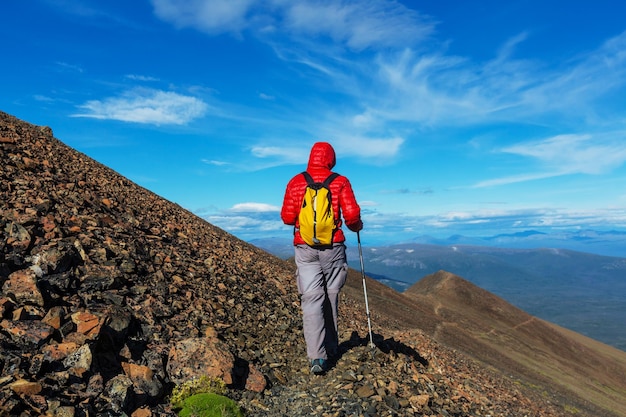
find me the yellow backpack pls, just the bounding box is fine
[298,172,339,247]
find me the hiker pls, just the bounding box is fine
[281,141,363,374]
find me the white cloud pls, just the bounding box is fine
[34,95,55,102]
[55,61,84,73]
[471,132,626,188]
[151,0,255,34]
[251,145,309,164]
[518,31,626,114]
[364,207,626,237]
[202,159,230,166]
[230,202,280,212]
[148,1,626,172]
[358,31,626,128]
[472,172,564,189]
[249,135,404,164]
[206,214,284,232]
[148,1,626,128]
[73,88,208,125]
[336,135,405,159]
[506,133,626,173]
[125,74,160,82]
[204,209,286,238]
[283,1,433,50]
[150,0,433,50]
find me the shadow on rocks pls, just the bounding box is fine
[328,331,429,370]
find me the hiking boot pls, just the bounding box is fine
[310,359,327,374]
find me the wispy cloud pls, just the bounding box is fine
[150,0,433,50]
[45,0,142,29]
[503,134,626,174]
[34,95,55,102]
[347,30,626,130]
[73,88,208,125]
[335,135,405,159]
[230,202,280,212]
[151,0,255,35]
[474,133,626,188]
[203,203,284,238]
[381,187,434,195]
[423,207,626,231]
[472,172,564,189]
[202,159,230,166]
[149,1,626,170]
[125,74,160,82]
[206,214,285,236]
[250,145,309,165]
[518,31,626,117]
[282,1,434,50]
[55,61,84,73]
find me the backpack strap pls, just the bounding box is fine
[301,171,314,186]
[301,171,339,187]
[323,172,339,187]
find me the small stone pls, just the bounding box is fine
[131,407,152,417]
[409,394,430,409]
[356,384,375,398]
[122,362,162,397]
[71,311,101,336]
[42,306,66,329]
[63,343,92,370]
[342,370,358,382]
[0,319,54,347]
[245,363,267,393]
[166,337,235,385]
[105,374,134,413]
[3,268,45,306]
[9,379,42,395]
[42,342,80,361]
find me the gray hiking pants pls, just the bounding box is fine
[294,243,348,361]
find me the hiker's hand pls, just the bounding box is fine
[347,220,363,232]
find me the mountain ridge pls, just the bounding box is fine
[407,271,626,416]
[2,110,626,416]
[348,269,626,416]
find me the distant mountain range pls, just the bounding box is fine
[407,229,626,258]
[251,236,626,352]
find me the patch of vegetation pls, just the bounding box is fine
[177,393,243,417]
[563,404,581,414]
[171,376,242,417]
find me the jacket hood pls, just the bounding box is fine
[307,142,336,171]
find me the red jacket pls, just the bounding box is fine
[281,142,362,245]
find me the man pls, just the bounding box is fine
[281,142,363,374]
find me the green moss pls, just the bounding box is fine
[177,393,243,417]
[170,376,243,416]
[170,376,227,408]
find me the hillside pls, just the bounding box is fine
[406,271,626,415]
[2,110,626,416]
[340,243,626,351]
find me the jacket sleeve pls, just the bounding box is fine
[280,175,301,226]
[338,177,362,231]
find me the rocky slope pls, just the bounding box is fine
[1,110,624,416]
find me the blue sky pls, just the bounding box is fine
[2,0,626,247]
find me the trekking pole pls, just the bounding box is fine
[357,231,375,350]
